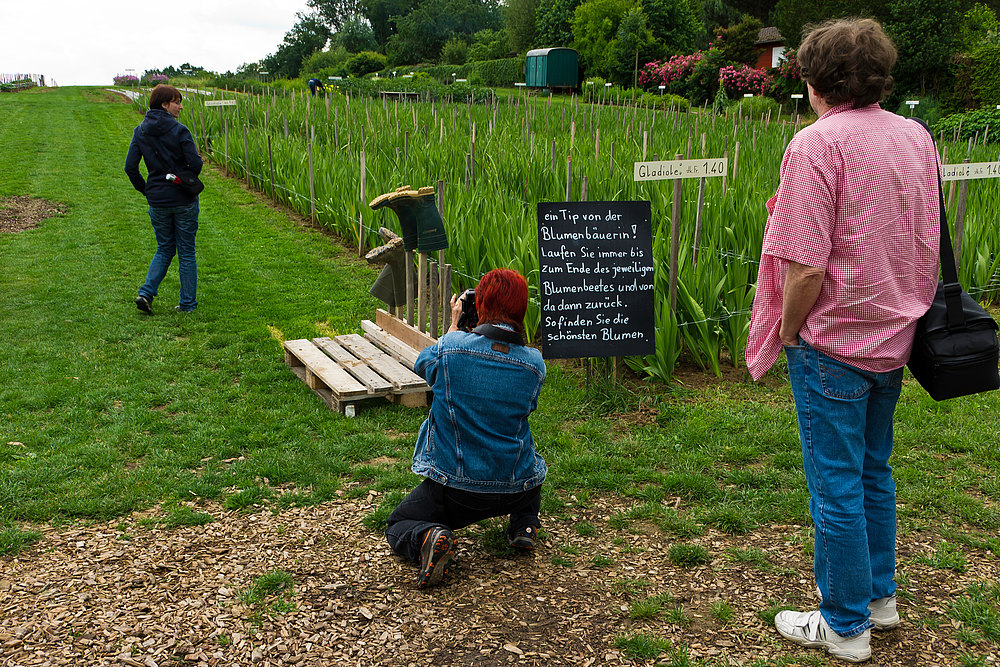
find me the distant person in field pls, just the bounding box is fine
[385,268,547,589]
[745,18,939,663]
[307,77,325,95]
[125,84,203,314]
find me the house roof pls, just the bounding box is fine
[755,26,784,45]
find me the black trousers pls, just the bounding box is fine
[385,478,542,562]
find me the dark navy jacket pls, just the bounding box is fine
[124,109,203,207]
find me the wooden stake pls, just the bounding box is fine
[358,150,367,257]
[954,158,971,268]
[669,153,682,312]
[418,253,428,332]
[405,250,415,325]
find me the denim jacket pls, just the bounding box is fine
[411,330,547,493]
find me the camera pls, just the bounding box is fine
[456,288,477,330]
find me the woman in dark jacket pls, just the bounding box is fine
[125,84,203,314]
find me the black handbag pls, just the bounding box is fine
[906,143,999,401]
[143,130,204,197]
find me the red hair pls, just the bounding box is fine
[475,268,528,331]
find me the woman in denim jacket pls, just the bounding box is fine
[386,268,547,589]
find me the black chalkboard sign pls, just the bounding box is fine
[537,201,655,359]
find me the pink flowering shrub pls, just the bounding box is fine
[145,74,170,84]
[639,51,705,88]
[114,74,139,86]
[718,64,773,97]
[775,49,800,81]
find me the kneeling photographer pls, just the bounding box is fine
[385,268,547,589]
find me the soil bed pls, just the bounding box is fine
[2,489,997,666]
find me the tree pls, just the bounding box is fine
[885,0,964,97]
[711,15,763,66]
[309,0,419,48]
[612,6,658,87]
[772,0,893,48]
[335,15,379,52]
[642,0,701,57]
[507,0,539,53]
[468,29,511,61]
[699,0,743,45]
[959,3,1000,52]
[572,0,636,78]
[261,13,332,78]
[386,0,501,63]
[535,0,583,47]
[307,0,364,31]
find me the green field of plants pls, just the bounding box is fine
[136,86,1000,381]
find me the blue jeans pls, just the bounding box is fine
[139,201,199,311]
[785,340,902,638]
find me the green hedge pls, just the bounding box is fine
[375,57,526,87]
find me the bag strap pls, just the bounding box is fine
[912,118,965,327]
[472,323,525,346]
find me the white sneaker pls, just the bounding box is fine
[775,610,872,663]
[815,587,900,630]
[867,595,900,630]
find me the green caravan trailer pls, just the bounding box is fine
[524,48,579,92]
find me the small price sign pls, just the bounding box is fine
[634,158,727,182]
[205,99,237,107]
[942,162,1000,181]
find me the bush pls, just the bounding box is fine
[441,38,469,66]
[769,48,805,102]
[730,95,780,118]
[302,47,351,77]
[346,51,388,78]
[718,64,773,97]
[636,90,690,111]
[935,106,1000,143]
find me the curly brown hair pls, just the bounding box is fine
[798,18,897,109]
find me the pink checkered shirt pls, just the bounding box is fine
[746,103,941,380]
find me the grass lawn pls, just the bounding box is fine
[2,86,999,571]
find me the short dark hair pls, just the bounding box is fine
[475,268,529,332]
[149,84,182,110]
[798,18,897,109]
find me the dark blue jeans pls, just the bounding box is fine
[786,339,902,637]
[385,478,541,562]
[139,201,199,311]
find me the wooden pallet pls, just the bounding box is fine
[283,335,429,416]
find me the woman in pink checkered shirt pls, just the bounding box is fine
[745,18,940,664]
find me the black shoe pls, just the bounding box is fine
[135,295,152,315]
[416,526,455,589]
[506,525,537,550]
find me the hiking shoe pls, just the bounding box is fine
[505,525,537,550]
[416,526,454,589]
[775,610,871,663]
[816,587,900,630]
[174,306,195,313]
[135,295,152,315]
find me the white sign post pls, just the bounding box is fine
[205,99,237,107]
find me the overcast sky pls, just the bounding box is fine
[1,0,310,87]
